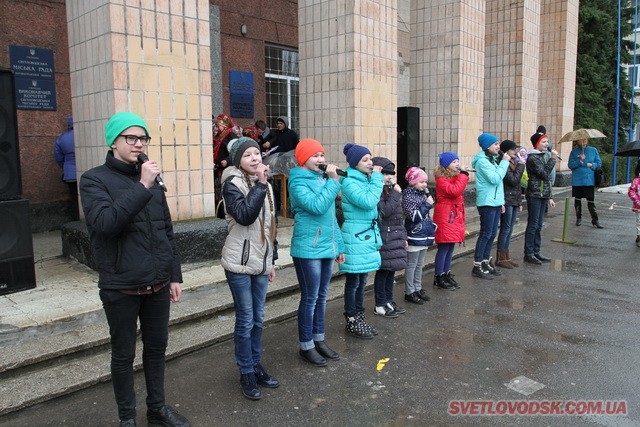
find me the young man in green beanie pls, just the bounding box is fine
[80,112,190,427]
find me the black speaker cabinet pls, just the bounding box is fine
[0,199,36,295]
[0,69,22,200]
[397,106,420,187]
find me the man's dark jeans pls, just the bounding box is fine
[100,285,170,421]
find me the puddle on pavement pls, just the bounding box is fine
[495,297,526,310]
[541,330,596,345]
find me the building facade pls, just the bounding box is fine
[0,0,579,228]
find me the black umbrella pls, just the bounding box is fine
[614,140,640,157]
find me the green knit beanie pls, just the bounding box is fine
[104,112,149,147]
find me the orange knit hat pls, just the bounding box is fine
[296,138,325,166]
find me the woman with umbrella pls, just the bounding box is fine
[568,137,603,228]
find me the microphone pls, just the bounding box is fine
[318,164,348,177]
[137,153,167,192]
[549,147,562,161]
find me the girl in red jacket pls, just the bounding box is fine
[432,152,470,290]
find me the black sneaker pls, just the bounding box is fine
[404,292,424,304]
[472,264,493,280]
[433,274,456,290]
[147,405,191,426]
[254,363,279,388]
[389,301,406,315]
[445,271,460,289]
[482,258,502,276]
[523,255,542,265]
[239,373,261,400]
[416,289,431,301]
[534,253,551,263]
[374,305,398,318]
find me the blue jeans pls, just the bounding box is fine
[344,273,368,317]
[99,285,170,421]
[225,271,268,374]
[293,257,333,350]
[434,243,455,275]
[474,205,501,262]
[524,197,547,256]
[497,205,519,251]
[373,269,395,307]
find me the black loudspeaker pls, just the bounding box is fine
[0,199,36,295]
[397,107,420,188]
[0,69,22,200]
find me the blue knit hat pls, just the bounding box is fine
[478,133,499,151]
[105,112,149,147]
[439,152,459,168]
[343,143,371,169]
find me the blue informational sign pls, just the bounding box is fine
[229,71,254,118]
[9,45,56,110]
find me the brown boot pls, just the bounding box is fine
[495,250,513,269]
[506,249,519,268]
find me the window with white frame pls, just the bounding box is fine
[265,45,299,133]
[628,64,640,90]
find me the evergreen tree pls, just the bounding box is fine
[575,0,636,182]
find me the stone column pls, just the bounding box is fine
[298,0,398,164]
[410,0,486,171]
[483,0,542,146]
[538,0,579,163]
[66,0,214,220]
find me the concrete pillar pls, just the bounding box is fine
[410,0,486,171]
[298,0,398,164]
[538,0,579,163]
[66,0,214,220]
[483,0,541,146]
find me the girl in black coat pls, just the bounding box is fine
[372,157,407,318]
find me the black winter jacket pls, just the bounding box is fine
[501,159,525,206]
[525,151,555,199]
[80,152,182,290]
[377,185,407,271]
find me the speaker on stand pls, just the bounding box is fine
[397,107,420,188]
[0,70,35,295]
[0,199,36,295]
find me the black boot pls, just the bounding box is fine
[299,348,328,366]
[575,199,582,226]
[147,405,191,426]
[314,340,340,360]
[588,200,603,228]
[433,274,456,290]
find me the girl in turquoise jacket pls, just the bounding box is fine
[339,143,383,339]
[289,139,345,367]
[471,133,510,280]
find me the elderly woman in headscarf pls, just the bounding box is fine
[213,114,240,217]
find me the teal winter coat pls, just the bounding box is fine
[568,145,602,187]
[288,167,345,259]
[338,167,384,273]
[472,151,509,207]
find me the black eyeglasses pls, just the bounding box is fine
[120,134,151,146]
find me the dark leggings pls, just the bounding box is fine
[435,243,455,275]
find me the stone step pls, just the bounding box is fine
[1,194,555,416]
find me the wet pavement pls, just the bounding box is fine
[1,191,638,426]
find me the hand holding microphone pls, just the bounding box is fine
[318,164,347,177]
[137,153,167,192]
[549,148,562,161]
[256,163,270,184]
